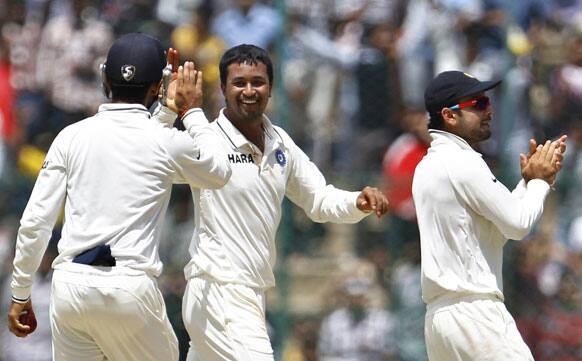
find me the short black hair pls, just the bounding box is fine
[110,83,153,104]
[219,44,273,87]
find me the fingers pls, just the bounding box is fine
[519,153,527,169]
[527,138,537,158]
[356,187,389,218]
[177,65,184,90]
[7,302,33,337]
[195,70,203,97]
[545,140,557,162]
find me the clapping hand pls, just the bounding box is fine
[520,135,567,185]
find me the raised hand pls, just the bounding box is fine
[174,62,203,113]
[356,186,389,218]
[164,61,203,115]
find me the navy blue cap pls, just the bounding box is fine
[105,33,165,85]
[424,71,501,114]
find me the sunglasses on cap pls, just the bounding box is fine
[449,96,490,111]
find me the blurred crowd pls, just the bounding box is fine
[0,0,581,360]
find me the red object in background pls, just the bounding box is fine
[382,133,429,221]
[0,60,15,139]
[518,299,582,361]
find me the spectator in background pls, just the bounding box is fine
[383,109,430,222]
[36,0,112,134]
[113,0,173,47]
[318,276,398,361]
[528,266,582,361]
[550,27,582,138]
[382,109,429,257]
[396,0,483,107]
[0,26,15,145]
[390,241,426,361]
[212,0,282,49]
[289,5,399,174]
[171,0,225,120]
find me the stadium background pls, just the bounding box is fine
[0,0,580,360]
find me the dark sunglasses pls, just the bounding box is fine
[449,96,490,111]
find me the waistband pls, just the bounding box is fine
[426,293,503,315]
[54,261,148,277]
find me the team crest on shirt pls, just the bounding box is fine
[275,149,286,166]
[121,65,136,81]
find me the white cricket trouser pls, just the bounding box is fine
[182,275,274,361]
[425,294,534,361]
[50,263,179,361]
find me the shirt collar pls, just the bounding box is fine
[428,129,479,153]
[215,108,283,151]
[97,103,151,118]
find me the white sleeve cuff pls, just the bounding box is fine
[152,103,177,128]
[527,178,551,194]
[11,287,31,304]
[347,192,370,218]
[182,108,209,130]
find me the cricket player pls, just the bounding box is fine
[7,33,231,361]
[412,71,566,361]
[157,44,389,361]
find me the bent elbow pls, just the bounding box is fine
[503,217,537,240]
[505,227,531,241]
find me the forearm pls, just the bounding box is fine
[11,158,66,302]
[11,219,54,303]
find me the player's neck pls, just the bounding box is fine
[233,119,265,152]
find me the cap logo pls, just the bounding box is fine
[121,65,136,81]
[463,72,475,79]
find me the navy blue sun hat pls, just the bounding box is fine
[424,71,501,114]
[104,33,166,86]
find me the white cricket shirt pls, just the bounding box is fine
[11,104,231,302]
[412,130,550,304]
[183,110,369,290]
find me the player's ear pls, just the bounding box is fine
[441,108,458,128]
[149,79,163,96]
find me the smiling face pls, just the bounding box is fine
[222,61,271,126]
[442,92,493,146]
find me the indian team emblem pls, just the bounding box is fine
[275,149,286,166]
[121,65,136,81]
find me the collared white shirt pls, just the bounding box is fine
[184,110,368,289]
[412,130,550,304]
[11,104,231,302]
